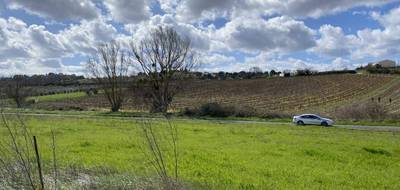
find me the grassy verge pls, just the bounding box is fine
[335,119,400,126]
[1,108,400,127]
[27,91,87,102]
[0,114,399,189]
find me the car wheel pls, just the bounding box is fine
[297,121,304,126]
[321,122,328,127]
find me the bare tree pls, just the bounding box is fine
[249,66,262,73]
[6,75,28,108]
[131,26,196,113]
[87,41,130,112]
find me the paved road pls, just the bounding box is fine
[200,118,400,132]
[2,112,400,132]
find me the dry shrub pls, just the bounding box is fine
[334,102,387,121]
[0,114,56,190]
[181,102,290,119]
[0,114,188,189]
[259,112,292,119]
[182,103,239,117]
[137,119,187,190]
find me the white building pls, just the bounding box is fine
[375,60,396,68]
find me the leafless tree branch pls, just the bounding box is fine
[87,40,131,112]
[131,26,197,113]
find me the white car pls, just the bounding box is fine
[293,114,334,126]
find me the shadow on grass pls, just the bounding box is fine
[363,147,391,156]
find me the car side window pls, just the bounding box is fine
[311,116,320,120]
[301,115,309,119]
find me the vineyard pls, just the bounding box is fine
[173,74,396,115]
[19,74,400,116]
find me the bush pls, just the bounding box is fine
[259,112,292,119]
[232,105,257,117]
[26,98,39,104]
[85,88,98,96]
[334,102,387,121]
[181,103,289,118]
[199,103,235,117]
[182,103,238,117]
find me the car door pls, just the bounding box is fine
[309,115,321,125]
[301,115,312,124]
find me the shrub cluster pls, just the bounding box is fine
[295,69,357,76]
[358,65,400,74]
[181,102,290,118]
[334,102,388,121]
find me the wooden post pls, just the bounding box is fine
[33,136,45,190]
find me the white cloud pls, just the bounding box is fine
[313,7,400,60]
[1,0,400,74]
[330,58,356,70]
[371,6,400,26]
[0,58,86,76]
[5,0,100,21]
[161,0,397,23]
[103,0,151,23]
[58,18,119,55]
[174,0,235,22]
[199,53,237,71]
[242,53,312,72]
[313,25,359,57]
[0,17,120,75]
[278,0,397,18]
[127,14,212,51]
[216,16,316,53]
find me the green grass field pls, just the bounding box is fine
[1,114,399,189]
[27,91,87,102]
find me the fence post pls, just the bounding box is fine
[33,136,45,190]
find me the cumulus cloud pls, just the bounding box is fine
[0,17,120,75]
[313,6,400,60]
[161,0,396,22]
[313,25,359,57]
[371,6,400,26]
[330,58,356,70]
[278,0,397,18]
[216,16,316,53]
[5,0,99,21]
[58,18,119,55]
[246,55,358,72]
[199,52,235,67]
[174,0,235,22]
[242,53,311,72]
[1,0,400,74]
[0,58,86,76]
[103,0,151,23]
[126,14,212,51]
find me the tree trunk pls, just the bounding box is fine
[111,105,120,112]
[150,101,168,113]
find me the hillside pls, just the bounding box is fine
[25,74,399,116]
[174,74,397,115]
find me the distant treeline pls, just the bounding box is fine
[189,71,272,80]
[296,69,357,76]
[0,73,85,86]
[357,64,400,74]
[0,69,360,88]
[186,69,357,80]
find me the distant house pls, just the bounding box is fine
[375,60,396,68]
[280,70,294,77]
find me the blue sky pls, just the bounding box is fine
[1,0,400,75]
